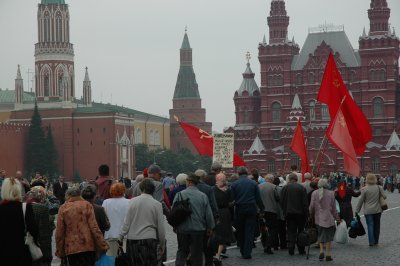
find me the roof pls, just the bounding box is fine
[236,63,260,97]
[0,90,35,103]
[247,135,266,154]
[385,130,400,151]
[181,32,191,49]
[41,0,65,4]
[292,30,360,70]
[173,65,200,99]
[291,93,302,109]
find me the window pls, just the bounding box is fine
[56,13,62,42]
[369,69,386,81]
[267,160,276,173]
[373,97,384,118]
[44,75,50,96]
[149,129,155,145]
[291,154,299,169]
[244,109,249,123]
[154,130,160,146]
[321,104,330,120]
[309,72,315,84]
[374,128,382,136]
[389,164,398,177]
[296,74,302,85]
[271,102,281,122]
[309,100,316,121]
[272,131,280,140]
[372,157,380,174]
[43,13,50,42]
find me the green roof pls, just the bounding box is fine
[0,90,35,103]
[173,66,200,99]
[181,33,191,49]
[41,0,65,4]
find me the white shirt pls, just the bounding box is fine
[102,197,130,239]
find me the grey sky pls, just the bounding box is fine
[0,0,399,132]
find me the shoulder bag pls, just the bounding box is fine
[22,203,43,261]
[167,192,192,228]
[378,186,388,211]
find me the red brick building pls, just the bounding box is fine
[227,0,400,176]
[169,30,212,153]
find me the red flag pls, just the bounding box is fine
[178,121,246,166]
[327,107,360,177]
[290,120,310,180]
[317,53,372,155]
[337,181,346,199]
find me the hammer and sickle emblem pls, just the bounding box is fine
[339,114,346,128]
[199,129,212,139]
[333,79,340,88]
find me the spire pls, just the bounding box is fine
[287,94,305,123]
[173,30,200,99]
[262,34,266,44]
[385,130,400,151]
[267,0,289,44]
[368,0,390,36]
[291,93,302,109]
[393,27,396,37]
[362,27,367,37]
[83,67,92,106]
[291,36,295,44]
[236,52,260,97]
[247,135,266,155]
[15,64,24,105]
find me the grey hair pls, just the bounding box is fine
[318,178,329,201]
[194,169,207,181]
[66,186,80,198]
[264,174,274,182]
[288,173,298,182]
[304,172,312,180]
[176,173,188,185]
[135,174,144,183]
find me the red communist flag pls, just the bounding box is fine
[317,53,372,155]
[290,120,310,180]
[327,107,360,177]
[178,121,246,166]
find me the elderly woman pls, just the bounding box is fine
[355,173,386,247]
[56,187,109,266]
[213,173,234,264]
[0,177,39,265]
[102,183,130,257]
[168,173,187,203]
[27,186,53,266]
[309,179,340,262]
[81,184,110,235]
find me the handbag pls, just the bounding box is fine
[115,241,130,266]
[297,222,318,247]
[355,213,366,236]
[334,221,348,244]
[22,203,43,261]
[95,253,115,266]
[378,187,388,211]
[167,192,192,227]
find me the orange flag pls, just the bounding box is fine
[317,53,372,155]
[178,121,246,166]
[290,120,310,180]
[327,107,360,177]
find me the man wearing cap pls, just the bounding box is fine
[132,164,163,203]
[207,162,222,186]
[231,166,264,259]
[174,173,215,266]
[280,173,308,256]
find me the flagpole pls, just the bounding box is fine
[313,96,347,175]
[312,135,327,175]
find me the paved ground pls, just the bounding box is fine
[52,189,400,265]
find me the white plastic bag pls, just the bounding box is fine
[334,221,348,244]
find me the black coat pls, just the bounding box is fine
[53,182,68,203]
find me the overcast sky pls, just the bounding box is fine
[0,0,399,131]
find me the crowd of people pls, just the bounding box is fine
[0,164,397,266]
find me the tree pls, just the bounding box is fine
[25,102,47,176]
[45,126,58,182]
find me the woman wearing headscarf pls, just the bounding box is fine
[0,177,39,266]
[212,173,234,265]
[309,178,340,262]
[355,173,386,247]
[27,186,53,266]
[335,179,361,227]
[55,187,109,266]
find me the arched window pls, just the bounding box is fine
[389,164,398,177]
[271,102,281,122]
[244,108,249,123]
[154,130,160,146]
[309,72,315,84]
[43,12,50,42]
[373,97,384,117]
[56,13,62,42]
[309,100,316,121]
[268,160,275,173]
[291,154,299,169]
[149,129,155,145]
[321,104,330,120]
[44,75,50,96]
[135,128,142,144]
[372,157,380,174]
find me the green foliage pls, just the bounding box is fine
[25,102,58,179]
[135,145,212,176]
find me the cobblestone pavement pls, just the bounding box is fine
[52,190,400,265]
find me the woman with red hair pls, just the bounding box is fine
[102,183,130,257]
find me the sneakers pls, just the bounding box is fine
[319,253,325,261]
[213,256,222,266]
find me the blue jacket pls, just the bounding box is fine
[231,175,264,211]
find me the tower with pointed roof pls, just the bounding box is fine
[169,30,212,153]
[267,0,289,44]
[35,0,74,102]
[83,67,92,106]
[15,65,24,106]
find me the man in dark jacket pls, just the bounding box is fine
[195,169,219,266]
[53,175,68,204]
[280,173,309,255]
[95,164,114,205]
[231,167,264,259]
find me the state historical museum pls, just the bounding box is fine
[226,0,400,176]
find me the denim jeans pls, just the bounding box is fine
[364,213,382,245]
